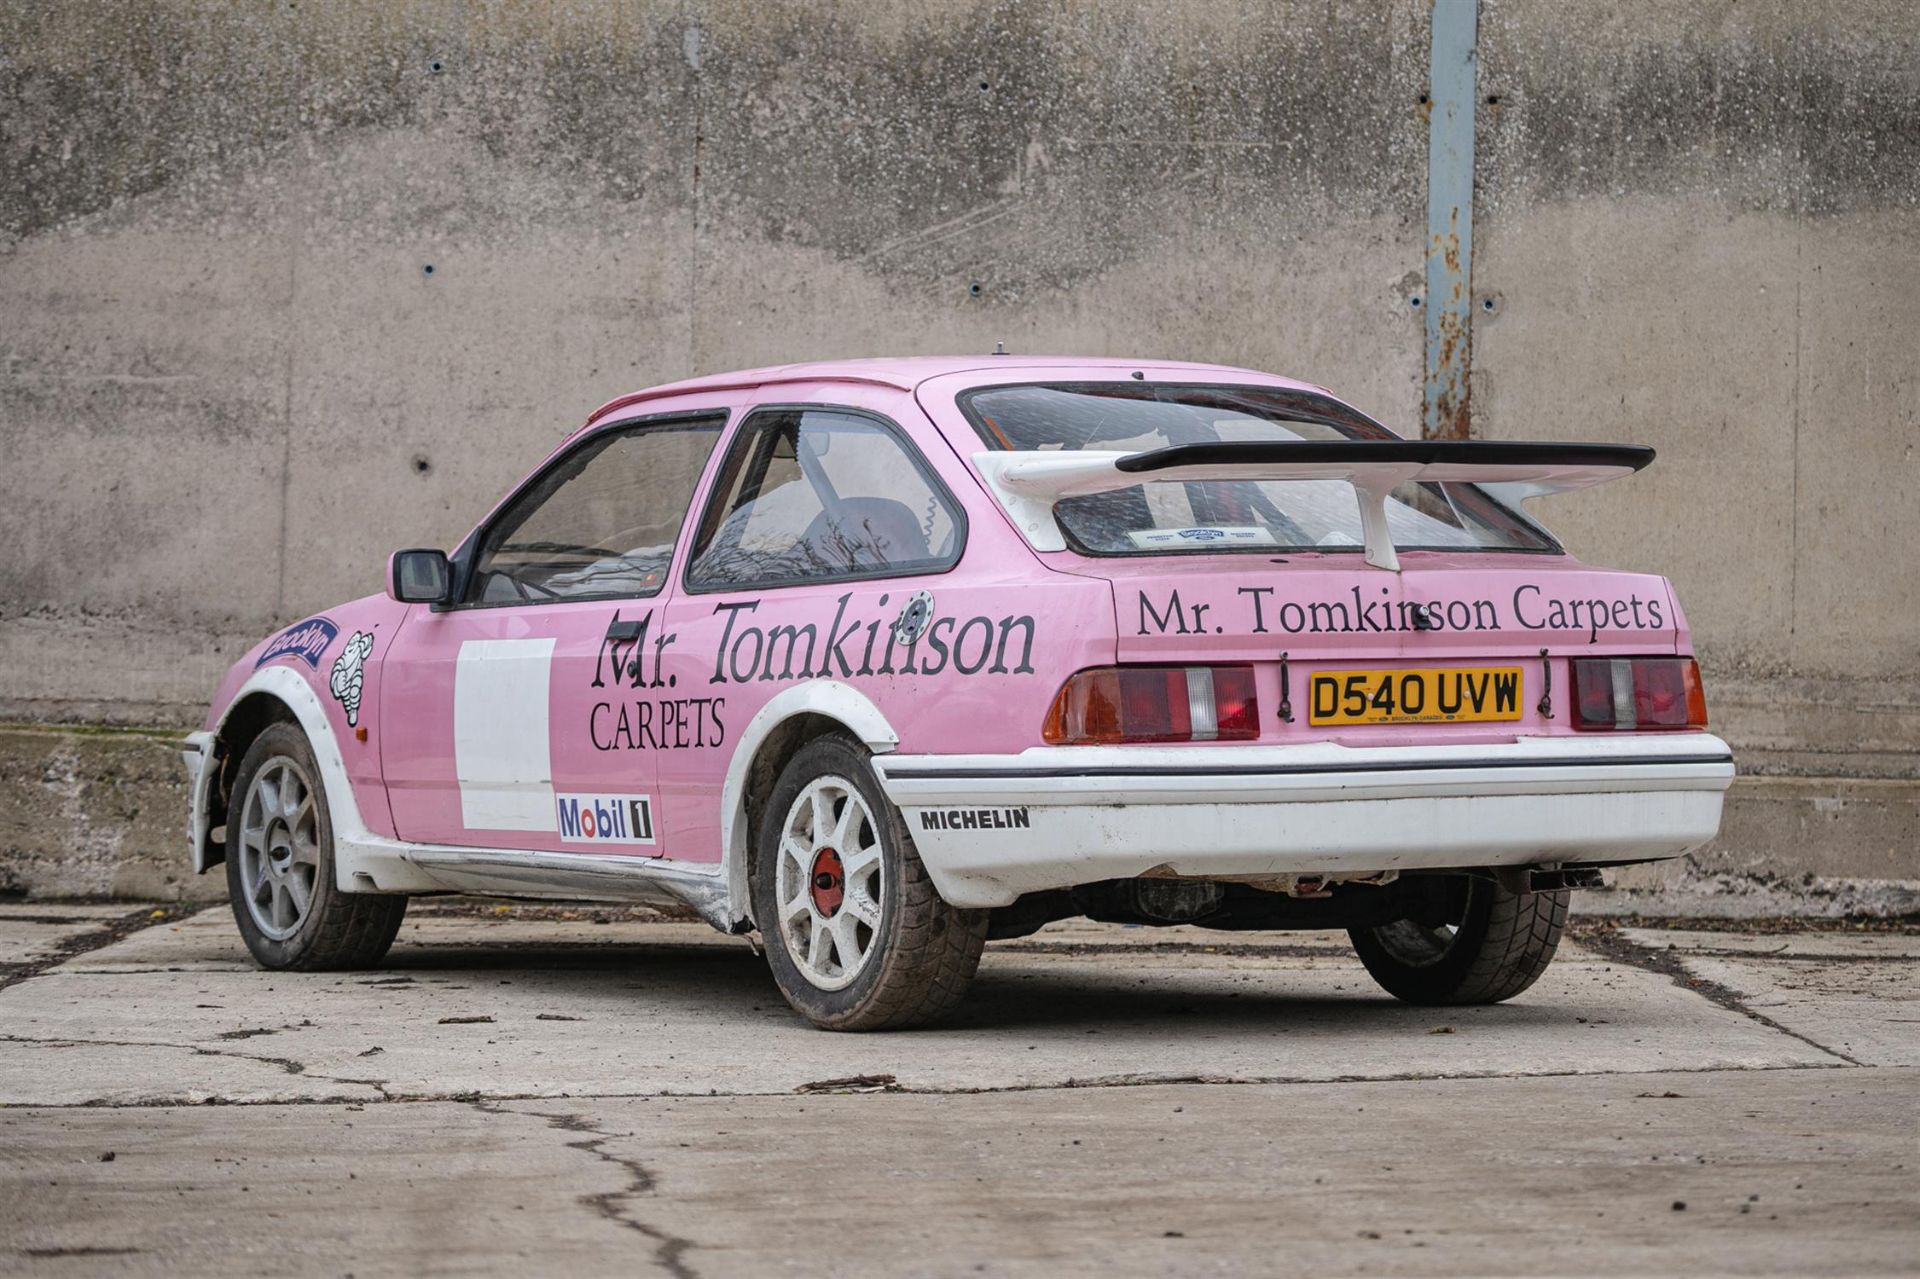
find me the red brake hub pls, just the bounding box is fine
[809,848,845,917]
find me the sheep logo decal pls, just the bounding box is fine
[329,630,375,728]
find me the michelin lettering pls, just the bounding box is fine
[919,807,1032,832]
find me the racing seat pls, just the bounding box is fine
[802,496,931,570]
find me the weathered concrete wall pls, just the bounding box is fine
[2,1,1915,905]
[0,727,197,900]
[1472,0,1920,790]
[0,0,1432,724]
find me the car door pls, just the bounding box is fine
[655,401,978,862]
[379,410,727,854]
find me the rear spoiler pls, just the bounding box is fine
[973,439,1654,571]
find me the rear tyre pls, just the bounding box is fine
[1349,875,1568,1005]
[225,722,406,971]
[752,735,988,1031]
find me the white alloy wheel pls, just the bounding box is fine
[774,775,885,991]
[236,754,321,941]
[751,734,988,1029]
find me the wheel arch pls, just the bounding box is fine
[719,681,900,931]
[206,692,300,854]
[195,667,370,876]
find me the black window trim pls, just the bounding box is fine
[680,402,969,597]
[442,408,732,612]
[954,379,1565,558]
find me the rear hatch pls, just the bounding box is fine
[911,369,1677,748]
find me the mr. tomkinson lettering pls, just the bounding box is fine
[708,593,1036,684]
[1138,584,1666,644]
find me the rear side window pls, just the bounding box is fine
[467,418,723,604]
[687,408,963,591]
[962,383,1556,556]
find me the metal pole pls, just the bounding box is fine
[1424,0,1479,440]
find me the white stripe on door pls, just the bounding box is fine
[454,637,556,832]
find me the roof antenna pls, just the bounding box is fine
[992,340,1008,356]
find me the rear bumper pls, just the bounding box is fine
[873,734,1734,908]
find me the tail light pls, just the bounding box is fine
[1044,665,1260,745]
[1570,657,1708,731]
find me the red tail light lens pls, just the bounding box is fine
[1570,658,1708,731]
[1044,665,1260,745]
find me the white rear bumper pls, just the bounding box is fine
[873,734,1734,908]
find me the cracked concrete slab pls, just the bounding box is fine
[3,1070,1913,1277]
[0,910,1845,1107]
[0,1096,629,1272]
[1671,955,1920,1069]
[1619,928,1920,961]
[54,908,725,973]
[0,915,127,966]
[1614,926,1920,1068]
[1,907,1914,1276]
[0,904,179,984]
[0,904,141,922]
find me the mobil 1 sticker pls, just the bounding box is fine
[556,793,656,845]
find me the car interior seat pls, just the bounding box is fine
[803,496,931,569]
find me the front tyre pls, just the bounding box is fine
[225,721,406,970]
[1349,875,1568,1005]
[752,735,987,1031]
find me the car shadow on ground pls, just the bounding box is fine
[361,936,1575,1035]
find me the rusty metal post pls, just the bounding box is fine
[1424,0,1478,439]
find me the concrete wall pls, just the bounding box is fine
[2,1,1915,906]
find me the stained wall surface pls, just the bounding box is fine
[2,1,1914,900]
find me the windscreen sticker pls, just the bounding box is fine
[1125,526,1277,549]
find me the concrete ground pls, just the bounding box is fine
[0,903,1914,1277]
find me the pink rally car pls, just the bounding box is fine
[183,356,1734,1030]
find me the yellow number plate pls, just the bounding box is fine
[1308,666,1525,726]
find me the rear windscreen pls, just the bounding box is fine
[960,383,1558,556]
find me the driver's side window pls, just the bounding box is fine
[467,417,723,605]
